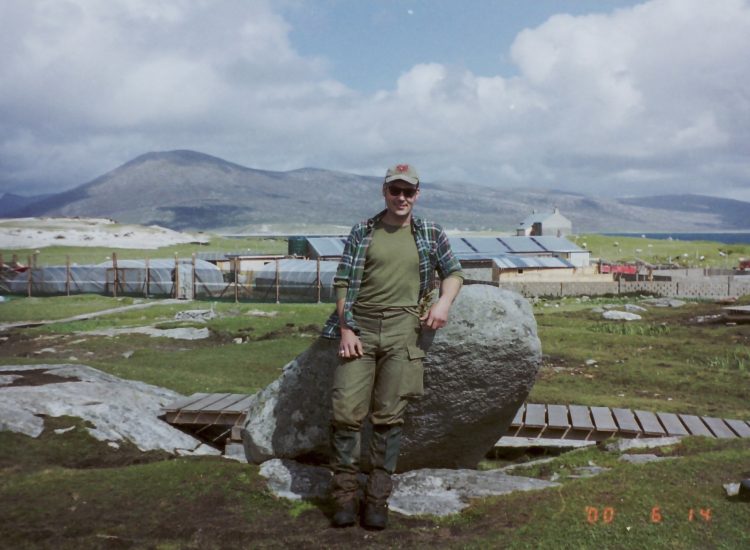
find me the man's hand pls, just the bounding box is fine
[420,276,462,330]
[420,299,452,330]
[339,327,364,359]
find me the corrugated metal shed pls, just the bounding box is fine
[491,255,574,269]
[307,237,347,258]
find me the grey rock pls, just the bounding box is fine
[590,307,605,313]
[223,442,250,463]
[605,436,683,452]
[643,298,686,308]
[0,364,217,455]
[603,310,642,321]
[258,459,558,516]
[723,482,740,497]
[569,465,610,478]
[259,459,333,500]
[624,304,648,312]
[390,468,558,516]
[619,453,676,464]
[174,307,217,322]
[84,326,210,340]
[241,285,542,471]
[0,375,23,386]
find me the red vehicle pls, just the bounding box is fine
[599,263,638,275]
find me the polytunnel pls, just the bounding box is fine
[253,259,338,302]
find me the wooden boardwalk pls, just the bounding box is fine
[162,394,750,444]
[508,403,750,441]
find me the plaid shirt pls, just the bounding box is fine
[322,209,463,339]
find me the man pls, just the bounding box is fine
[322,163,463,529]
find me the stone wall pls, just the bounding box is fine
[485,277,750,299]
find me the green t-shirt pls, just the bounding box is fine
[337,221,420,308]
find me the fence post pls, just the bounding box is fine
[173,254,180,299]
[316,257,321,303]
[234,257,239,303]
[192,253,197,300]
[66,255,71,296]
[112,253,119,298]
[275,258,280,304]
[145,257,150,298]
[27,255,32,297]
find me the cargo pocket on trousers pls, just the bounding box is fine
[400,344,426,398]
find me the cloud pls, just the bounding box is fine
[1,0,750,201]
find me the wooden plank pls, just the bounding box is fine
[524,403,547,428]
[656,412,689,436]
[546,405,569,430]
[634,410,665,436]
[702,417,737,439]
[162,393,210,412]
[510,405,525,427]
[569,405,594,430]
[222,395,255,413]
[206,394,249,412]
[612,408,640,434]
[591,407,618,432]
[678,414,713,437]
[180,393,232,412]
[724,419,750,438]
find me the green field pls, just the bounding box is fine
[1,291,748,548]
[571,233,750,267]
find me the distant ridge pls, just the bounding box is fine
[4,150,749,233]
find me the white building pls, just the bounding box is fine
[517,207,572,237]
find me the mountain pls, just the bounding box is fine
[0,192,55,217]
[6,150,750,232]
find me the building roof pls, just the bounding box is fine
[306,235,585,260]
[517,208,572,228]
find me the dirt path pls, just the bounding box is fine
[0,299,185,331]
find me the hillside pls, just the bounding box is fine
[5,150,749,232]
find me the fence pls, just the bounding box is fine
[0,254,340,304]
[3,252,750,302]
[490,276,750,299]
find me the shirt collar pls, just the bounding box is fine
[367,209,424,230]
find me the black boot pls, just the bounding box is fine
[363,468,392,530]
[363,425,401,530]
[329,427,362,528]
[331,472,359,527]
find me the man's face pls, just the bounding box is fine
[383,180,419,219]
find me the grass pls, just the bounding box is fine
[1,291,749,547]
[570,233,750,267]
[530,298,750,419]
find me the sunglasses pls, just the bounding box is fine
[387,185,418,199]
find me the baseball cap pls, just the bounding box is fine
[384,163,419,186]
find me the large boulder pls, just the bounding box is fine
[241,284,542,471]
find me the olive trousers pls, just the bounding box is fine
[331,307,425,474]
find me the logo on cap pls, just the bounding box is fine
[396,164,410,173]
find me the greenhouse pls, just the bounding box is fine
[0,258,225,298]
[253,259,339,302]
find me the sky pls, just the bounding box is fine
[1,0,749,201]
